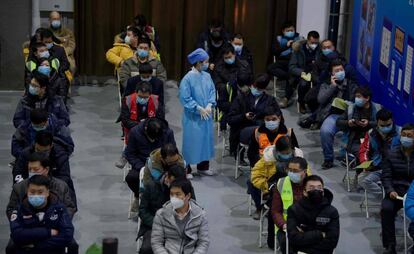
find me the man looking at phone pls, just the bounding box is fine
[380,123,414,254]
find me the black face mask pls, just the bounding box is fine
[307,189,324,204]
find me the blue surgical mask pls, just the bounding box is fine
[28,195,46,208]
[28,85,39,96]
[322,48,334,56]
[276,152,293,162]
[137,49,149,58]
[46,43,54,50]
[39,51,50,59]
[38,66,51,77]
[265,120,280,131]
[150,168,162,180]
[233,44,243,54]
[201,62,209,71]
[288,171,302,184]
[250,87,263,97]
[284,31,295,38]
[141,76,152,82]
[51,20,61,29]
[401,136,414,148]
[224,56,236,65]
[354,97,366,107]
[137,97,149,105]
[334,70,345,81]
[378,125,393,134]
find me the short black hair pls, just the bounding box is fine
[170,178,193,196]
[32,71,50,88]
[329,59,344,71]
[35,131,53,146]
[321,39,335,47]
[31,42,47,53]
[307,30,320,40]
[127,26,140,37]
[28,174,50,189]
[355,86,372,99]
[275,135,291,152]
[146,118,163,139]
[402,123,414,132]
[166,164,186,179]
[254,73,270,89]
[39,28,54,40]
[209,19,223,29]
[136,81,152,93]
[38,58,50,65]
[231,33,244,40]
[303,175,324,188]
[264,106,282,117]
[282,21,295,30]
[161,143,179,159]
[222,43,235,55]
[30,109,48,124]
[28,152,50,168]
[138,62,153,74]
[138,37,151,47]
[134,14,147,27]
[288,157,308,171]
[376,108,393,121]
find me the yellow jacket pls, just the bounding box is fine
[106,43,135,74]
[251,146,311,193]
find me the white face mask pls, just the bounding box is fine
[170,196,185,210]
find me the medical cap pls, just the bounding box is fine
[187,48,209,64]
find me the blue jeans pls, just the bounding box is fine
[320,114,340,162]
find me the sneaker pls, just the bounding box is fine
[279,98,289,108]
[310,123,320,130]
[198,169,215,176]
[322,161,334,170]
[131,197,139,213]
[299,104,307,114]
[115,156,127,169]
[252,209,261,220]
[186,173,194,180]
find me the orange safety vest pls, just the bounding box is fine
[124,93,159,144]
[255,128,292,155]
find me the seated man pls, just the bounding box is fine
[271,157,310,253]
[13,131,75,199]
[358,109,400,198]
[14,71,70,129]
[119,37,167,89]
[125,118,175,200]
[247,106,299,167]
[287,175,340,253]
[9,175,74,254]
[151,179,209,254]
[227,73,281,157]
[231,33,253,72]
[124,62,164,106]
[267,21,302,108]
[35,58,67,98]
[139,163,187,254]
[212,43,253,130]
[12,109,74,160]
[314,59,359,129]
[250,136,306,219]
[39,28,70,76]
[380,123,414,253]
[321,86,377,169]
[289,30,321,114]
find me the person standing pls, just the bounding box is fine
[179,48,216,176]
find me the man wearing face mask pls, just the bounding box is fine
[9,175,74,254]
[357,109,400,199]
[289,30,321,114]
[271,157,310,253]
[49,11,76,76]
[380,124,414,254]
[125,118,175,198]
[119,37,166,89]
[212,43,253,131]
[179,48,216,176]
[14,72,70,129]
[196,19,231,69]
[39,28,70,77]
[287,175,339,253]
[12,109,74,160]
[35,58,67,99]
[231,33,254,72]
[250,136,306,220]
[152,179,209,254]
[124,62,164,106]
[247,107,299,167]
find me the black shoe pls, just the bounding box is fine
[383,245,396,254]
[309,123,320,130]
[322,161,334,170]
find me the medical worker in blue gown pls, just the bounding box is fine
[179,48,216,176]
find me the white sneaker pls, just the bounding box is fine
[186,173,194,180]
[198,169,215,176]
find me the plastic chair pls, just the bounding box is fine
[342,151,357,192]
[235,143,249,179]
[360,184,384,219]
[258,193,270,248]
[135,168,146,252]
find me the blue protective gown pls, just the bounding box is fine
[179,68,216,164]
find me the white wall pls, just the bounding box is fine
[296,0,330,39]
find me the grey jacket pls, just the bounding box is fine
[6,176,77,220]
[118,56,167,88]
[151,200,209,254]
